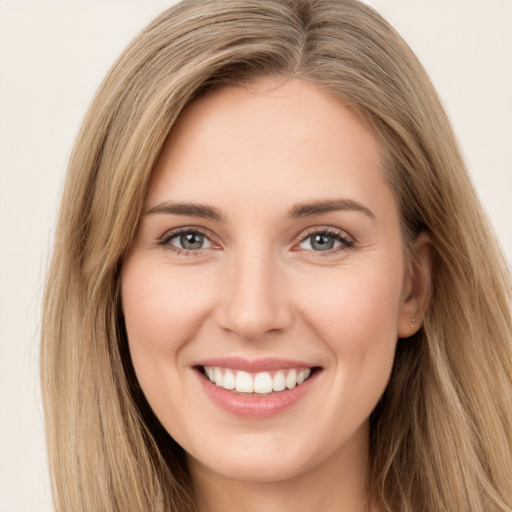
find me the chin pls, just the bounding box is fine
[184,423,356,486]
[190,452,312,485]
[185,428,320,483]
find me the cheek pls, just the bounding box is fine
[297,264,404,347]
[120,258,219,435]
[293,259,404,410]
[120,259,212,372]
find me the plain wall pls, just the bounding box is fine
[0,1,510,511]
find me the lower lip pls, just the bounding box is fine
[196,369,320,419]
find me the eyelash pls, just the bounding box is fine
[296,227,355,255]
[156,226,355,256]
[157,227,215,256]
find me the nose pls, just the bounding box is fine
[214,247,293,341]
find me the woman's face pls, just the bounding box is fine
[121,78,420,486]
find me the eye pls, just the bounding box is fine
[160,229,214,252]
[298,229,354,252]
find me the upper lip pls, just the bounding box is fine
[193,357,317,373]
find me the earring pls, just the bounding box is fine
[410,317,417,328]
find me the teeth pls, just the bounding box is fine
[285,369,297,389]
[204,366,314,394]
[222,370,235,390]
[254,372,273,393]
[214,367,223,386]
[273,371,286,391]
[235,371,253,393]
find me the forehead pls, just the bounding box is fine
[146,78,395,221]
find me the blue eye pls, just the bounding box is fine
[299,231,354,252]
[163,231,213,251]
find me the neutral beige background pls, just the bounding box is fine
[1,1,510,510]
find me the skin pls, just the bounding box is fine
[121,78,431,512]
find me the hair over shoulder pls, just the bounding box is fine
[41,1,512,511]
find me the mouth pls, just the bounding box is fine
[197,365,320,396]
[192,357,323,417]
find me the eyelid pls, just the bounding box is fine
[154,225,355,255]
[294,226,356,252]
[156,226,220,253]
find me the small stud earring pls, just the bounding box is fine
[410,317,417,328]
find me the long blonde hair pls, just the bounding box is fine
[41,1,512,510]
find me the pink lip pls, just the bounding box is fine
[193,357,315,372]
[194,364,321,419]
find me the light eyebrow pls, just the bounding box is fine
[286,198,376,220]
[146,201,225,222]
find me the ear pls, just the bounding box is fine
[397,231,433,338]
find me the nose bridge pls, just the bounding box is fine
[216,241,292,340]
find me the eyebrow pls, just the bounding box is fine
[146,201,225,222]
[286,198,376,220]
[146,198,375,222]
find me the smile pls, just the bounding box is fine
[194,359,322,418]
[202,366,313,394]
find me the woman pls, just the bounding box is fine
[41,0,512,511]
